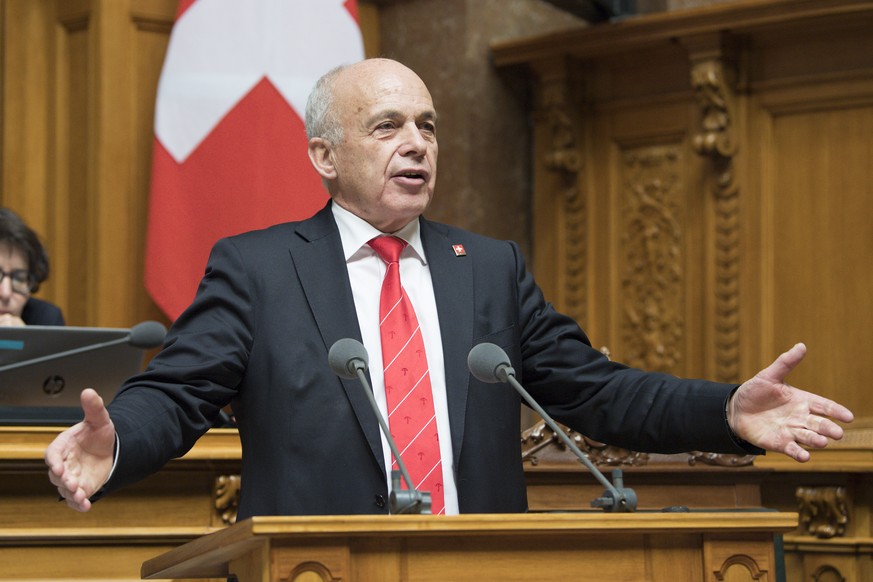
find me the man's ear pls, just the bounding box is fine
[308,138,337,180]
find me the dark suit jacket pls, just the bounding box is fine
[21,297,65,326]
[106,203,747,518]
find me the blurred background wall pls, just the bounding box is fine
[2,0,871,419]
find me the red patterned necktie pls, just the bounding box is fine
[368,236,444,515]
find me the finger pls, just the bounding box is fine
[810,416,846,441]
[62,474,82,497]
[809,397,855,424]
[62,483,91,509]
[80,389,110,426]
[758,342,807,383]
[65,494,92,513]
[44,433,76,473]
[54,482,75,500]
[47,467,66,488]
[784,441,811,463]
[793,427,829,450]
[44,444,63,471]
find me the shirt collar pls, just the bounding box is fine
[331,201,427,264]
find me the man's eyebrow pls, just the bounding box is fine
[365,109,438,126]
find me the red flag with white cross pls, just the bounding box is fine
[145,0,364,320]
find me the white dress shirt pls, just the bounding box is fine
[332,203,459,515]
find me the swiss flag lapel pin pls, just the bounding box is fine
[452,244,467,257]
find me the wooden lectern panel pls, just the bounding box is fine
[142,513,796,582]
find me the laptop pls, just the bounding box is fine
[0,325,152,425]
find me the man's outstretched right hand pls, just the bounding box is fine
[45,388,116,512]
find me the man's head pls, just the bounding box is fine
[306,58,438,233]
[0,208,49,321]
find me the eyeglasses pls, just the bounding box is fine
[0,268,33,295]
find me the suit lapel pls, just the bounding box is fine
[289,203,386,475]
[421,218,473,469]
[289,208,476,478]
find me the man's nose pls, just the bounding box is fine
[399,123,428,155]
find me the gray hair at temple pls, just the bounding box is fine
[0,207,50,293]
[304,63,350,145]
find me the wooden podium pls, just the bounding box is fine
[141,512,796,582]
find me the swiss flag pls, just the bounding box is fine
[145,0,364,320]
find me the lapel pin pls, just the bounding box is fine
[452,244,467,257]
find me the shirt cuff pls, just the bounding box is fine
[724,388,766,455]
[87,432,119,502]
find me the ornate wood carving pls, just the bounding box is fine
[796,485,849,538]
[620,146,684,373]
[520,419,753,468]
[810,565,847,582]
[687,450,754,467]
[713,554,768,581]
[285,561,341,582]
[690,56,741,382]
[540,67,587,324]
[214,474,241,526]
[522,420,649,467]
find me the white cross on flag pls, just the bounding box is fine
[145,0,364,320]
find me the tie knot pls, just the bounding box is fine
[369,236,407,264]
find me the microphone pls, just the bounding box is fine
[327,337,368,380]
[127,320,167,349]
[328,338,432,515]
[468,342,638,512]
[0,321,167,373]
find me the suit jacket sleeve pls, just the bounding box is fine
[105,235,253,494]
[504,237,745,455]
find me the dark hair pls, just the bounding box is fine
[0,208,50,292]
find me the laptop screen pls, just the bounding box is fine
[0,325,152,425]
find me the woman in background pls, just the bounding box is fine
[0,208,64,326]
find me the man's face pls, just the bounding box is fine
[311,59,438,233]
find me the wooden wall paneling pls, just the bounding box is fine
[587,43,712,378]
[494,0,873,419]
[0,426,240,581]
[524,57,586,429]
[1,1,50,222]
[3,0,178,330]
[129,0,175,328]
[92,0,135,326]
[587,95,613,349]
[529,57,587,326]
[683,33,743,384]
[1,1,58,298]
[610,113,693,375]
[55,2,93,326]
[736,13,873,415]
[750,82,873,419]
[737,39,768,388]
[83,0,174,329]
[494,5,873,577]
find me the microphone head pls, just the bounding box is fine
[128,321,167,349]
[467,342,514,383]
[328,338,369,379]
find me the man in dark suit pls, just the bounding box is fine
[46,58,853,517]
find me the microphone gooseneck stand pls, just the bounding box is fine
[468,342,637,512]
[328,338,432,515]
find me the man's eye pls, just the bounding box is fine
[420,122,436,133]
[375,122,396,131]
